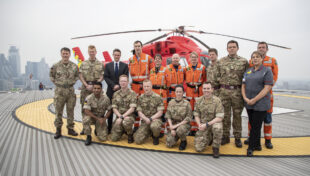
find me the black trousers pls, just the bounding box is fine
[246,109,266,149]
[107,112,113,132]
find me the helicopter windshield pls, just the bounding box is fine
[200,56,210,68]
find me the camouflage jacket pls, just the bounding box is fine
[137,92,164,117]
[194,95,224,123]
[206,61,220,87]
[49,61,79,87]
[112,89,137,114]
[165,99,192,124]
[83,93,111,117]
[79,59,104,82]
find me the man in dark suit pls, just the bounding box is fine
[104,48,129,133]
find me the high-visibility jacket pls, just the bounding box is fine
[185,63,206,104]
[166,64,185,98]
[150,66,168,110]
[129,53,154,82]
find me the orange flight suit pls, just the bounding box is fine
[166,64,185,99]
[248,56,278,140]
[185,63,206,132]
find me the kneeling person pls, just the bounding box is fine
[166,85,192,150]
[134,79,164,145]
[194,82,224,158]
[83,82,112,145]
[111,75,137,143]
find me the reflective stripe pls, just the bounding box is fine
[170,84,178,87]
[186,96,192,100]
[132,75,148,80]
[145,55,149,77]
[264,133,272,136]
[264,60,272,64]
[264,123,272,126]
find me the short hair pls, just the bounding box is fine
[134,40,143,47]
[88,45,96,50]
[93,82,102,88]
[142,79,152,84]
[175,85,184,92]
[113,48,121,54]
[251,51,263,59]
[227,40,239,48]
[258,41,269,49]
[60,47,71,53]
[190,51,199,58]
[203,81,212,87]
[119,74,128,80]
[208,48,218,55]
[154,54,162,60]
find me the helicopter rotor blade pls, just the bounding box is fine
[71,29,166,40]
[143,32,174,45]
[196,30,291,50]
[184,32,211,50]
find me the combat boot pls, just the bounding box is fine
[68,129,78,136]
[85,135,92,146]
[128,134,134,144]
[133,126,139,133]
[179,140,187,150]
[212,147,220,158]
[221,136,230,145]
[265,139,273,149]
[244,137,249,145]
[54,128,62,139]
[235,138,242,148]
[153,136,159,145]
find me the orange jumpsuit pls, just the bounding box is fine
[166,64,185,99]
[129,53,154,128]
[185,63,206,132]
[248,56,278,139]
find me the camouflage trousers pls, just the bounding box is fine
[111,116,135,142]
[54,87,76,129]
[82,115,108,141]
[194,122,223,152]
[219,88,244,139]
[134,119,163,144]
[80,87,93,114]
[166,124,190,148]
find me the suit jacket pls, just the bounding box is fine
[104,61,129,99]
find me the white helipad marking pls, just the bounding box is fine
[241,107,300,117]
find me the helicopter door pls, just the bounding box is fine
[179,57,188,67]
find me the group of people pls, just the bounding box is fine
[49,39,278,158]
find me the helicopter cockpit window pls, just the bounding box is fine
[200,56,210,68]
[166,57,172,65]
[179,57,188,67]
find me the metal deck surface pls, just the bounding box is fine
[1,90,310,176]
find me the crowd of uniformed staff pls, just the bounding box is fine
[50,40,278,158]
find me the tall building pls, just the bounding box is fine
[8,46,21,77]
[25,58,51,89]
[0,54,14,90]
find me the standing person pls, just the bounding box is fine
[194,82,224,158]
[241,51,273,156]
[206,48,220,97]
[134,79,164,145]
[79,45,104,135]
[185,52,206,135]
[104,49,129,134]
[166,54,185,101]
[165,85,192,150]
[244,42,278,149]
[110,75,137,143]
[218,40,249,147]
[83,82,112,145]
[128,40,154,132]
[50,47,79,139]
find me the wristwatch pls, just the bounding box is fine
[149,117,153,122]
[206,122,209,128]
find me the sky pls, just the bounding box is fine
[0,0,309,80]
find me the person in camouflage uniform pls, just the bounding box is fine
[194,82,224,158]
[206,48,220,97]
[134,79,164,145]
[79,45,104,135]
[165,85,192,150]
[83,82,112,145]
[111,75,137,143]
[218,40,249,148]
[50,47,79,139]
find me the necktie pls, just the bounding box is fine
[115,62,119,78]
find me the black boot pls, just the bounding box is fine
[80,129,85,135]
[68,129,78,136]
[153,136,159,145]
[133,126,139,133]
[265,139,273,149]
[244,138,249,145]
[128,134,134,144]
[85,135,92,146]
[221,136,230,145]
[247,148,254,157]
[179,140,187,150]
[235,138,242,148]
[212,147,220,158]
[54,128,62,139]
[159,132,164,138]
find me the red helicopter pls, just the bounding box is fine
[71,26,290,68]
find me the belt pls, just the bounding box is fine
[152,85,167,90]
[186,83,202,88]
[220,85,241,90]
[86,81,96,85]
[56,84,73,88]
[132,81,143,85]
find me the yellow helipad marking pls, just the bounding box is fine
[15,98,310,156]
[274,93,310,100]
